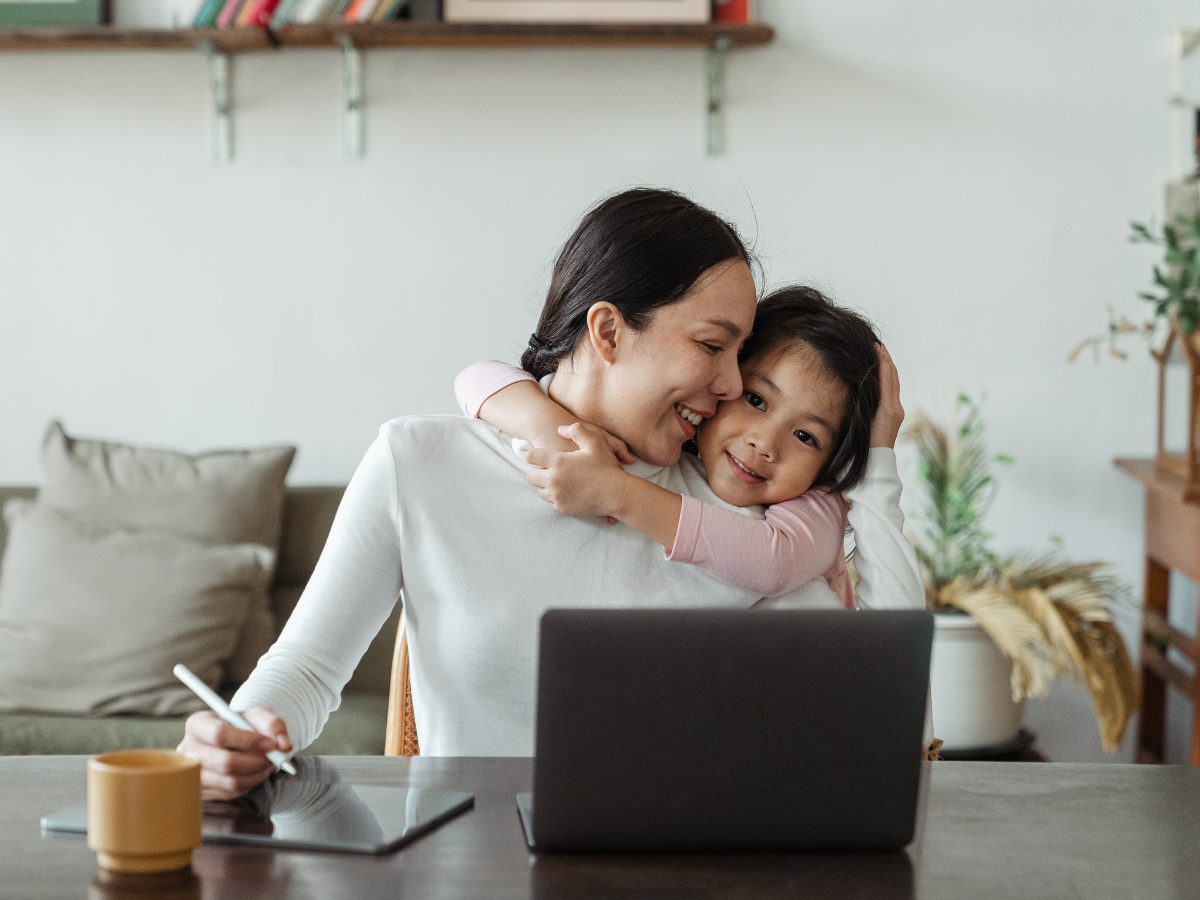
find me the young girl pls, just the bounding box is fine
[454,287,884,607]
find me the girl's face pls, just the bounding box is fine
[599,260,757,467]
[696,343,848,507]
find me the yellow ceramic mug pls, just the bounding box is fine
[87,750,202,873]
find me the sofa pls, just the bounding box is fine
[0,484,401,756]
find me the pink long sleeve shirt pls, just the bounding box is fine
[454,361,855,608]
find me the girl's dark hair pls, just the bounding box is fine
[739,286,882,494]
[522,189,752,379]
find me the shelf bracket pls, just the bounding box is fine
[198,41,232,165]
[706,35,733,156]
[340,36,365,159]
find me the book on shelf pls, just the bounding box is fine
[236,0,281,26]
[354,0,384,21]
[268,0,303,28]
[371,0,405,23]
[263,0,436,25]
[0,0,110,26]
[287,0,325,23]
[193,0,224,26]
[215,0,246,26]
[712,0,752,23]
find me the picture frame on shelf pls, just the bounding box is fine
[444,0,708,24]
[0,0,110,25]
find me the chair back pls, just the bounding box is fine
[384,608,419,756]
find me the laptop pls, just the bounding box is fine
[517,608,933,852]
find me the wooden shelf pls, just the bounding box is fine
[0,26,275,52]
[0,21,772,53]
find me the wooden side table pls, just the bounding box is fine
[1115,458,1200,765]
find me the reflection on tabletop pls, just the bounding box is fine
[206,757,385,845]
[531,849,915,900]
[89,867,202,900]
[201,756,461,850]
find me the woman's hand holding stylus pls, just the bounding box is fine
[178,706,293,800]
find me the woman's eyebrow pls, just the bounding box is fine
[703,318,746,338]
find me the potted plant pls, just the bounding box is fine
[907,396,1138,753]
[1070,214,1200,363]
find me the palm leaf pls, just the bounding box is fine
[937,577,1056,702]
[987,555,1138,752]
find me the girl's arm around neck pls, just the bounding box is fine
[526,422,681,544]
[667,491,846,598]
[611,476,684,549]
[455,360,577,452]
[456,360,636,461]
[480,380,581,453]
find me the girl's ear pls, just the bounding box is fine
[584,302,625,366]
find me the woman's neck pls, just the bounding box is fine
[546,360,619,439]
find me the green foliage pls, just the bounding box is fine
[908,394,1011,589]
[1130,214,1200,335]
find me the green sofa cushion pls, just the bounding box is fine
[0,692,388,757]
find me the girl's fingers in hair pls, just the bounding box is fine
[877,346,901,397]
[870,343,905,449]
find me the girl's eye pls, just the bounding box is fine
[794,430,818,447]
[700,342,722,354]
[745,392,765,410]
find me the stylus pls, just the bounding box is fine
[173,663,297,776]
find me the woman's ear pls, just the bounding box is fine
[585,302,625,366]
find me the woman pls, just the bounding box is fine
[179,189,921,799]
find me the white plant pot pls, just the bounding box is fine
[930,612,1025,751]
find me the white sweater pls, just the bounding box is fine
[231,416,925,755]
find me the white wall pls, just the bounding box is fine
[2,1,1194,761]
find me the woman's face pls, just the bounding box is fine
[605,260,757,467]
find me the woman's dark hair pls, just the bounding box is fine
[521,189,752,379]
[739,286,882,494]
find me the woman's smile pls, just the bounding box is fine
[725,451,766,484]
[674,403,704,426]
[674,403,708,441]
[674,408,697,440]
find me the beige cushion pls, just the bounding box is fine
[0,500,274,716]
[37,422,295,683]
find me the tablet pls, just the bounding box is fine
[42,759,473,855]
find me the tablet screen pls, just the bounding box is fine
[42,758,473,855]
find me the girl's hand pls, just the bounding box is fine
[529,423,637,463]
[177,706,293,800]
[870,344,904,449]
[526,423,632,520]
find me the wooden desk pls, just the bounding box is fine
[5,755,1200,899]
[1115,458,1200,764]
